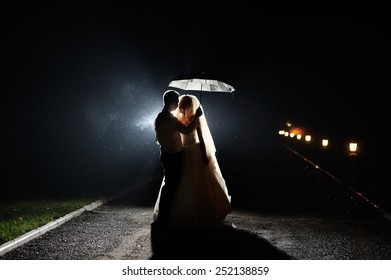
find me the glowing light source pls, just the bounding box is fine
[290,127,305,135]
[322,139,329,147]
[305,135,311,142]
[348,142,358,156]
[289,132,295,138]
[296,134,302,140]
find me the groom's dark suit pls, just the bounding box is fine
[154,108,200,224]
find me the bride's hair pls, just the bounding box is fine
[176,95,199,125]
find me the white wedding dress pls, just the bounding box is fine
[153,97,231,228]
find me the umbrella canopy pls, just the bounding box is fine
[169,79,235,93]
[168,74,235,103]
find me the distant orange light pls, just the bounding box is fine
[290,127,305,136]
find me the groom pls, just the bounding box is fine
[154,90,202,225]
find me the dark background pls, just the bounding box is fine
[2,2,390,199]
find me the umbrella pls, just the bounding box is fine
[168,74,235,103]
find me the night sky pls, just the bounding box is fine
[2,3,390,197]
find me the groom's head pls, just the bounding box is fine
[163,90,180,111]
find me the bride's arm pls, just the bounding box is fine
[196,125,209,165]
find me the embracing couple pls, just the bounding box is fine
[153,90,231,229]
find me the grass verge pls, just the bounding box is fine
[0,197,96,246]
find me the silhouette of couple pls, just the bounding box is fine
[153,90,231,229]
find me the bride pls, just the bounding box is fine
[153,94,231,228]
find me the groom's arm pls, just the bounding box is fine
[173,115,199,135]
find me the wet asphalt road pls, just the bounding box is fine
[1,141,391,260]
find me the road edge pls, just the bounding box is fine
[0,175,161,257]
[0,199,106,256]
